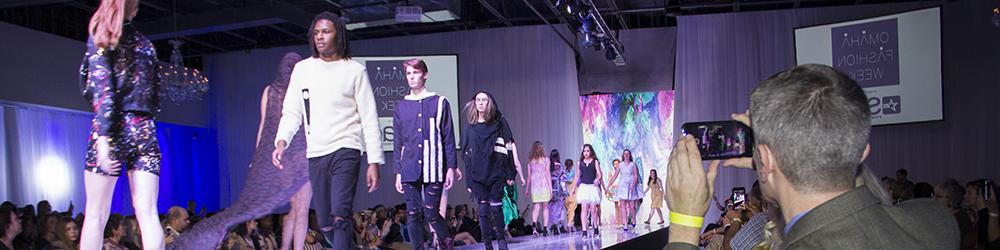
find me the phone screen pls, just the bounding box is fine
[682,121,754,160]
[732,187,746,207]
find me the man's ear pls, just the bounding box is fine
[756,144,776,183]
[861,143,871,162]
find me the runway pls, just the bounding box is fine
[456,223,669,250]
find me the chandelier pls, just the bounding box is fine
[158,39,209,102]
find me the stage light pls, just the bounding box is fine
[35,155,72,200]
[993,8,999,28]
[556,0,581,14]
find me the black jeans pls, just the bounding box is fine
[468,180,506,242]
[308,148,361,249]
[402,182,450,249]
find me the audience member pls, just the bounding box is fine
[51,216,79,250]
[103,214,127,250]
[163,206,190,245]
[896,169,914,187]
[664,64,959,250]
[0,206,21,250]
[255,215,278,250]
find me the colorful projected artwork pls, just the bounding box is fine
[579,90,675,225]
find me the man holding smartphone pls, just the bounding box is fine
[664,64,958,249]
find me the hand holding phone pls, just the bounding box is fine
[731,187,747,208]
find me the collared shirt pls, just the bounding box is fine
[731,212,768,250]
[784,209,812,235]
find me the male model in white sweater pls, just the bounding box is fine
[271,12,383,249]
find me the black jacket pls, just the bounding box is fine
[80,23,160,136]
[460,92,516,185]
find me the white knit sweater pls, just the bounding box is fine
[275,57,384,164]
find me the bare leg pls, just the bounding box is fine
[454,232,476,244]
[531,203,541,224]
[591,205,600,228]
[655,208,664,223]
[644,206,654,224]
[128,170,165,249]
[281,212,294,250]
[541,201,549,228]
[615,201,621,225]
[282,183,312,250]
[580,204,590,231]
[80,171,118,249]
[291,183,311,250]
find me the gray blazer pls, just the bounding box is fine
[782,187,958,249]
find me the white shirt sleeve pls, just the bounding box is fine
[354,68,385,164]
[274,66,304,148]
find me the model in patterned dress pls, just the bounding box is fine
[547,149,568,235]
[526,141,552,237]
[643,169,665,224]
[170,53,310,249]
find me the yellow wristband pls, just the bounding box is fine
[669,212,704,228]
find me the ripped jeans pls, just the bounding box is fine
[308,148,361,249]
[469,180,507,243]
[402,182,450,249]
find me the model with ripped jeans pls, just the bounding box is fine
[272,12,382,250]
[461,91,519,250]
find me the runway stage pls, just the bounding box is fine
[456,224,670,250]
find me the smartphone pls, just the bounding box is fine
[681,121,754,160]
[732,187,747,208]
[983,179,994,201]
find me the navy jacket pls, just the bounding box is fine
[392,93,457,183]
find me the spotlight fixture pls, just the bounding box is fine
[556,0,582,14]
[557,0,625,65]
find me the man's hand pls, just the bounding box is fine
[723,112,754,169]
[367,163,380,192]
[445,168,456,190]
[666,135,720,246]
[395,174,404,194]
[96,136,121,175]
[272,140,287,169]
[722,208,741,225]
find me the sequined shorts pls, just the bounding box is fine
[85,112,161,176]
